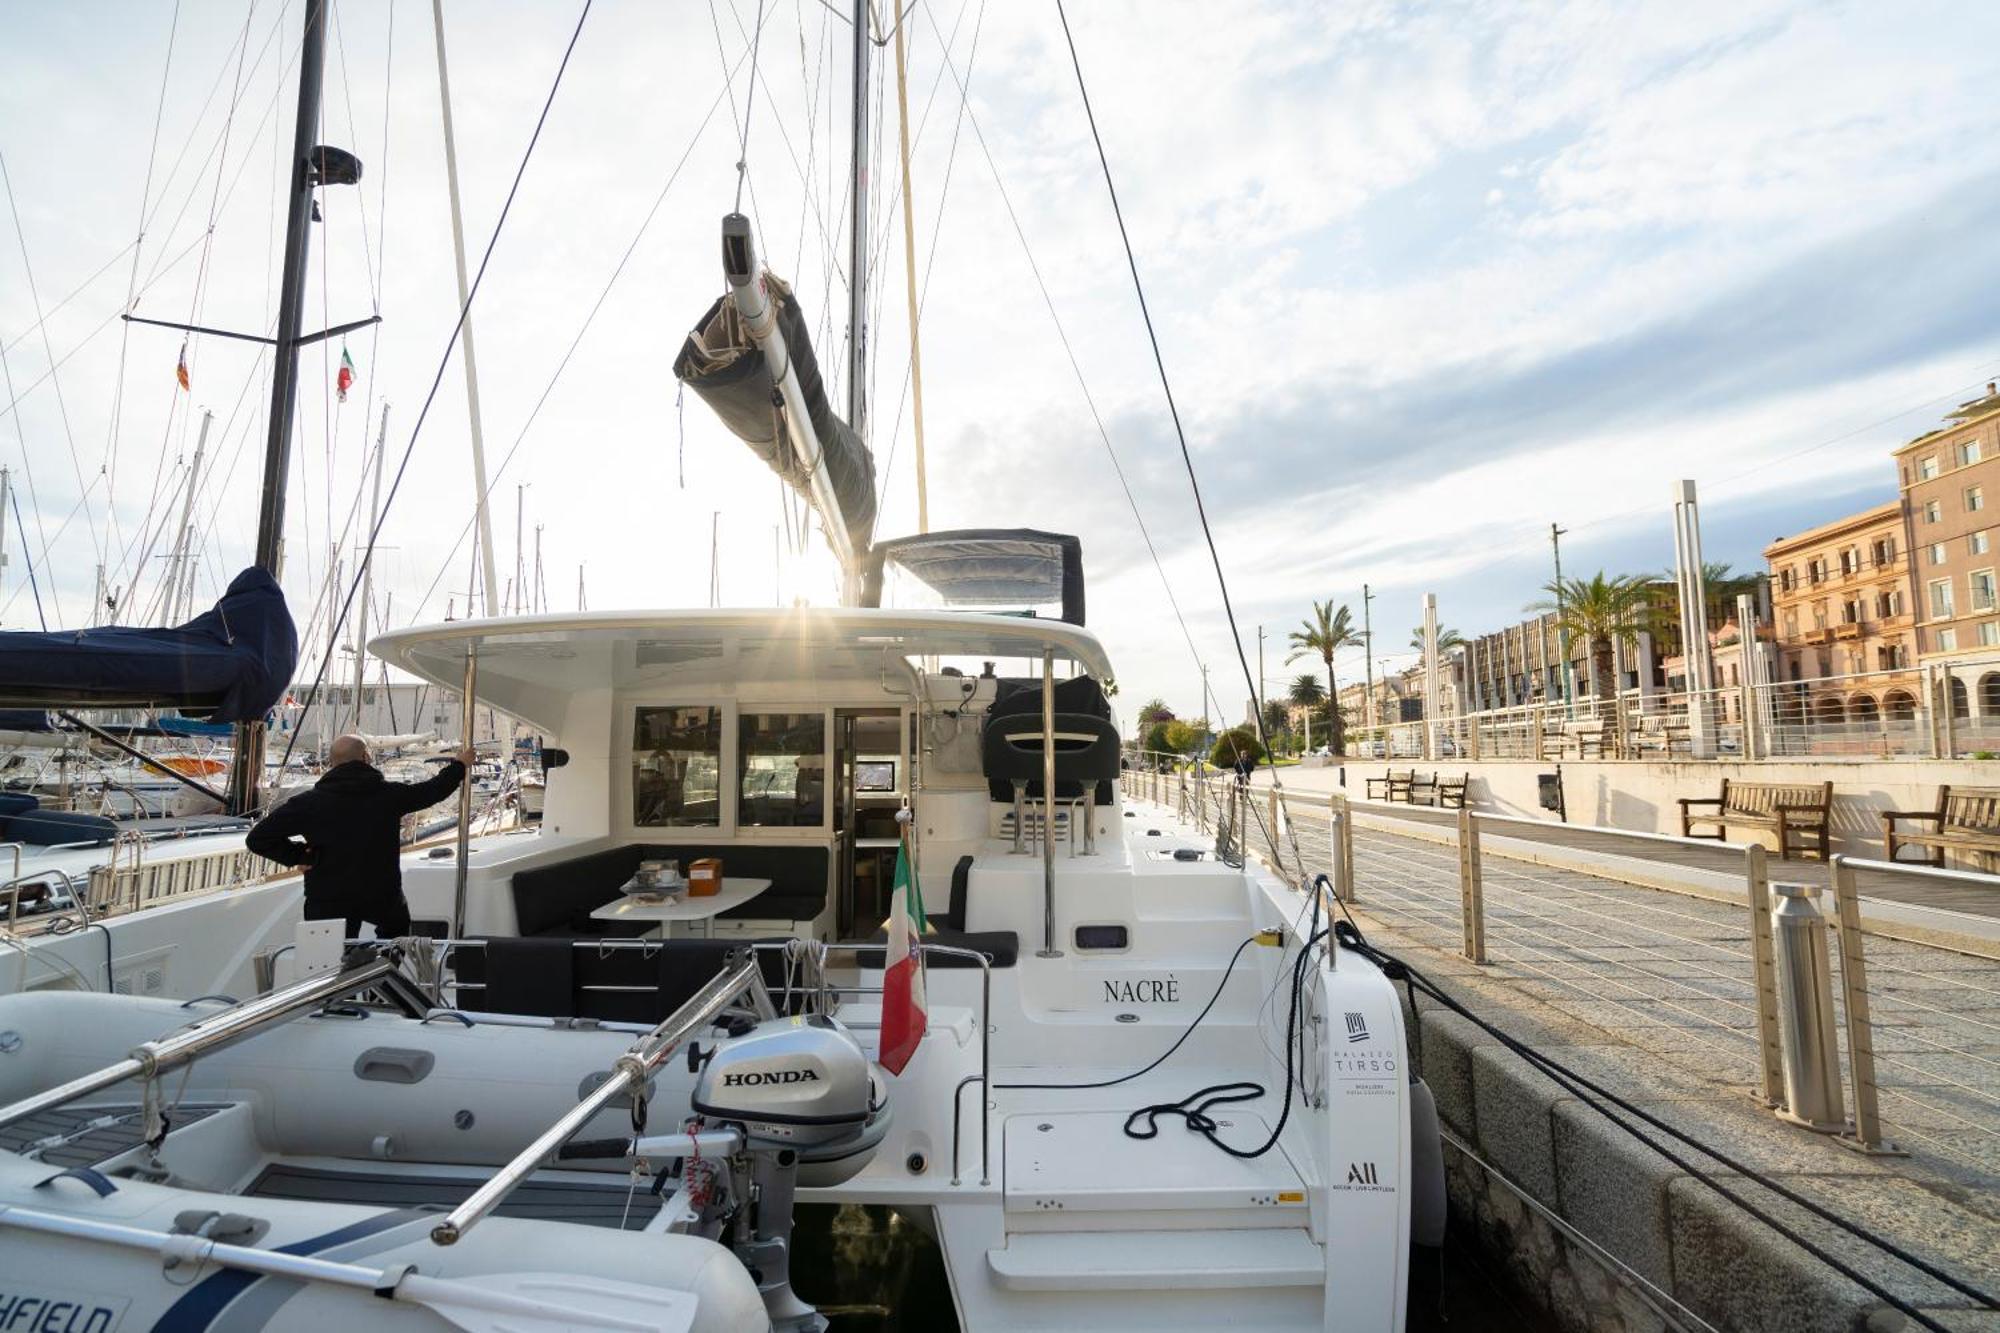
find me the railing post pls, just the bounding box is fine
[1332,792,1355,902]
[1456,805,1486,963]
[1828,857,1900,1153]
[1743,844,1784,1107]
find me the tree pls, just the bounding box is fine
[1287,673,1326,707]
[1287,600,1360,755]
[1135,697,1175,728]
[1260,698,1291,746]
[1143,721,1175,759]
[1408,626,1466,653]
[1210,726,1266,770]
[1530,573,1653,711]
[1162,719,1201,756]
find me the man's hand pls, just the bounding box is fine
[454,747,477,768]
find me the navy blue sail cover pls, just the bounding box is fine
[0,568,297,722]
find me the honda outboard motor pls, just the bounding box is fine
[564,1013,889,1333]
[693,1013,889,1185]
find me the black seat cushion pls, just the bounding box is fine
[455,936,575,1017]
[852,927,1019,969]
[509,843,830,937]
[456,935,798,1022]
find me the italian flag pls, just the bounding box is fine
[878,825,927,1076]
[336,346,355,402]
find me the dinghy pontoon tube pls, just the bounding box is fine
[0,947,888,1331]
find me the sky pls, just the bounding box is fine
[4,0,2000,724]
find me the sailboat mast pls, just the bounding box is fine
[352,403,389,730]
[165,408,213,625]
[431,0,501,618]
[847,0,870,448]
[229,0,328,815]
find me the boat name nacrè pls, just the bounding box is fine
[1102,976,1180,1004]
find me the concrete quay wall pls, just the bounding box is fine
[1411,999,1994,1333]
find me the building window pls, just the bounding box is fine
[1969,486,1986,514]
[1981,622,2000,648]
[1920,456,1940,480]
[1878,643,1907,670]
[1839,548,1858,576]
[1875,588,1903,618]
[1930,542,1948,566]
[1783,611,1797,637]
[1872,537,1895,566]
[1935,627,1958,653]
[1842,598,1863,625]
[1778,567,1794,593]
[737,712,826,827]
[1812,601,1828,630]
[1924,499,1943,524]
[1929,578,1955,619]
[1957,439,1983,467]
[632,705,722,827]
[1808,557,1827,584]
[1975,531,1993,557]
[1972,569,1997,613]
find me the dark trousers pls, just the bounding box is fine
[305,893,412,941]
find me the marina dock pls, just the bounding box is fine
[1125,772,2000,1332]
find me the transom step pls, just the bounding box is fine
[1003,1110,1307,1221]
[986,1227,1324,1291]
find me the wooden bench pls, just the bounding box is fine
[1679,779,1833,861]
[1366,769,1414,802]
[1407,772,1438,805]
[1880,786,2000,870]
[1435,773,1469,809]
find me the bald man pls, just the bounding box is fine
[248,735,475,939]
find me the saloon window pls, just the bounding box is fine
[738,712,827,827]
[632,706,722,827]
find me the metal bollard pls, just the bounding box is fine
[1770,882,1845,1133]
[1456,805,1486,964]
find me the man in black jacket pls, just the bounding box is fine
[247,735,474,938]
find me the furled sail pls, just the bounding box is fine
[673,269,877,559]
[0,568,298,722]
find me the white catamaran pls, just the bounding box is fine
[0,3,1440,1327]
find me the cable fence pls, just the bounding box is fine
[1116,770,2000,1190]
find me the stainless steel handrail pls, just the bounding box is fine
[1835,855,2000,885]
[429,957,762,1246]
[0,953,401,1133]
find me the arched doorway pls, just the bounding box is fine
[1950,676,1970,719]
[1849,694,1880,725]
[1981,672,2000,716]
[1815,695,1846,725]
[1884,690,1917,721]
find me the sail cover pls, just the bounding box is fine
[673,273,876,555]
[861,529,1086,626]
[0,567,297,722]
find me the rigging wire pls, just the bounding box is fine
[1052,1,1310,871]
[104,0,181,534]
[277,0,595,772]
[731,0,770,213]
[875,0,983,512]
[919,0,1214,726]
[1,151,104,579]
[400,12,767,624]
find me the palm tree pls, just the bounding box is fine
[1529,573,1652,708]
[1408,626,1466,653]
[1286,600,1360,754]
[1655,561,1761,634]
[1286,674,1326,707]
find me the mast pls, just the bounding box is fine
[352,403,389,730]
[165,408,213,625]
[229,0,329,815]
[846,0,870,449]
[431,0,500,618]
[0,466,10,623]
[891,7,928,532]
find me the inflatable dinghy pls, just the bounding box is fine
[0,948,889,1331]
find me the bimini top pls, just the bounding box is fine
[861,529,1084,625]
[372,608,1114,731]
[0,568,297,723]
